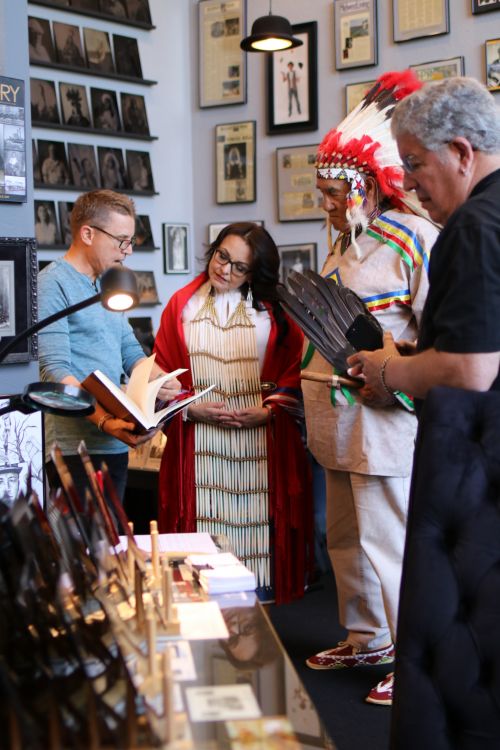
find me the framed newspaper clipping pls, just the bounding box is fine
[345,79,376,114]
[199,0,247,108]
[276,144,323,222]
[216,120,255,204]
[410,57,464,83]
[334,0,378,70]
[393,0,449,43]
[472,0,500,14]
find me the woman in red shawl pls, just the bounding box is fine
[154,222,312,603]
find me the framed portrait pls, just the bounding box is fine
[134,270,160,305]
[113,34,143,78]
[410,56,465,83]
[0,76,27,203]
[97,146,128,190]
[0,237,38,365]
[276,144,323,222]
[30,79,60,125]
[278,243,317,286]
[126,149,155,193]
[83,28,115,74]
[216,120,255,204]
[345,79,376,114]
[58,201,75,246]
[120,93,150,136]
[472,0,500,13]
[135,215,155,249]
[393,0,449,43]
[37,139,71,187]
[28,16,56,65]
[334,0,378,70]
[67,143,99,189]
[53,22,86,67]
[125,0,153,25]
[59,82,91,127]
[90,87,121,131]
[207,220,263,245]
[128,315,154,356]
[486,38,500,91]
[34,200,60,247]
[198,0,246,108]
[0,404,45,508]
[162,223,190,274]
[99,0,128,18]
[267,21,318,135]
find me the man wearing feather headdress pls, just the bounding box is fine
[302,71,439,706]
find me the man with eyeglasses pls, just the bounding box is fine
[38,189,181,505]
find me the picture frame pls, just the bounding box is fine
[267,21,318,135]
[135,214,155,249]
[276,144,323,222]
[0,76,28,203]
[58,201,74,246]
[53,21,86,67]
[410,56,465,83]
[198,0,247,108]
[207,220,264,245]
[134,270,160,305]
[126,149,155,193]
[345,79,376,114]
[59,82,91,127]
[120,93,150,135]
[34,200,61,247]
[37,139,71,187]
[215,120,256,204]
[128,315,154,356]
[67,143,100,189]
[0,237,38,365]
[0,403,45,508]
[83,27,115,74]
[278,243,318,286]
[486,38,500,91]
[334,0,378,70]
[28,16,56,64]
[30,79,60,124]
[472,0,500,13]
[392,0,449,43]
[90,87,121,131]
[162,223,190,274]
[97,146,128,189]
[125,0,153,25]
[113,34,143,78]
[32,141,41,183]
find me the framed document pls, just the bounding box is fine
[410,57,464,83]
[345,79,376,114]
[486,38,500,91]
[276,144,323,223]
[472,0,500,13]
[278,243,318,286]
[393,0,449,43]
[334,0,378,70]
[266,21,318,135]
[0,237,38,364]
[162,223,191,274]
[199,0,247,108]
[216,120,255,204]
[0,76,27,203]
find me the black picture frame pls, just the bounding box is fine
[472,0,500,13]
[0,237,38,365]
[278,243,318,286]
[334,0,378,70]
[28,16,56,64]
[486,38,500,91]
[30,78,60,124]
[90,87,121,131]
[83,27,115,73]
[120,93,149,135]
[162,223,190,274]
[126,149,155,192]
[53,21,86,67]
[266,21,318,135]
[113,34,143,78]
[97,146,128,189]
[393,0,449,43]
[34,199,61,247]
[59,82,91,127]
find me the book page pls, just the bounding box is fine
[151,384,216,427]
[126,354,186,419]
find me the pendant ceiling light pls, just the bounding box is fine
[240,1,303,52]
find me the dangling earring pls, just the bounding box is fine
[246,284,253,305]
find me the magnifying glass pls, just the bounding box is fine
[0,383,96,418]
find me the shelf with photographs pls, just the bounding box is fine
[29,0,155,31]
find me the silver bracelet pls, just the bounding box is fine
[97,413,113,432]
[380,355,396,399]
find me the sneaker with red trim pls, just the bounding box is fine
[305,641,395,670]
[365,672,394,705]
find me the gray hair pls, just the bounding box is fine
[391,77,500,153]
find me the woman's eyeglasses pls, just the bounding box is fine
[213,248,251,277]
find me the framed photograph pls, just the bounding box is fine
[34,200,60,246]
[120,93,150,135]
[410,56,465,83]
[126,149,155,192]
[0,404,44,508]
[134,270,160,305]
[28,16,56,65]
[276,144,323,222]
[198,0,246,108]
[53,22,86,67]
[393,0,449,43]
[208,220,263,245]
[59,82,91,127]
[135,215,155,249]
[90,87,121,131]
[67,143,99,189]
[97,146,128,189]
[162,223,190,274]
[278,243,318,286]
[0,76,27,203]
[33,141,41,183]
[125,0,153,25]
[30,79,60,124]
[334,0,377,70]
[0,237,37,364]
[472,0,500,13]
[128,315,154,356]
[113,34,143,78]
[37,139,71,186]
[216,120,255,204]
[83,28,115,74]
[58,201,75,246]
[345,79,376,114]
[267,21,318,135]
[486,39,500,90]
[99,0,128,17]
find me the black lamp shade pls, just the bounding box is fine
[100,265,139,311]
[240,14,303,52]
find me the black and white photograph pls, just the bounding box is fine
[59,82,91,127]
[37,140,71,186]
[135,214,155,248]
[53,22,86,67]
[68,143,99,189]
[99,0,128,18]
[486,38,500,90]
[91,87,121,131]
[278,243,317,286]
[32,140,41,183]
[97,146,128,189]
[30,79,60,124]
[125,0,152,24]
[162,223,190,274]
[0,238,37,364]
[113,34,143,78]
[0,406,44,508]
[120,93,149,135]
[34,200,60,247]
[128,316,154,355]
[58,201,74,246]
[0,261,16,338]
[0,77,27,203]
[4,124,25,154]
[224,143,246,180]
[83,28,115,74]
[126,149,154,192]
[134,270,160,305]
[28,16,56,64]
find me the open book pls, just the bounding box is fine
[82,354,214,433]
